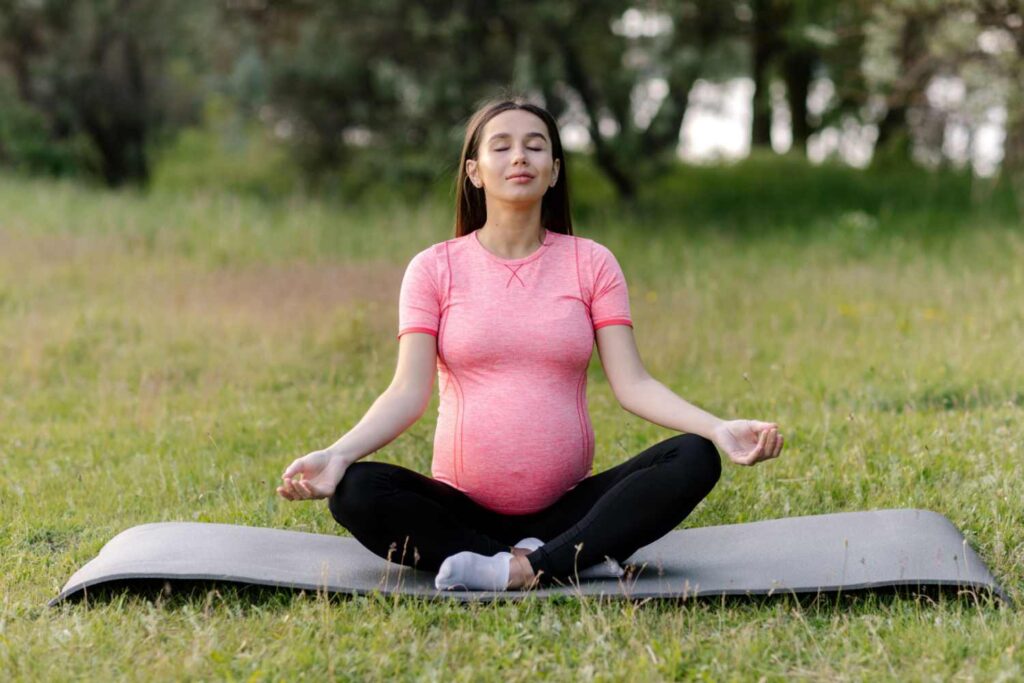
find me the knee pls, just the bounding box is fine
[327,462,391,527]
[669,433,722,495]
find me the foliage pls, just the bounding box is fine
[1,0,1022,199]
[636,150,1020,234]
[0,78,95,176]
[150,95,301,201]
[0,0,214,185]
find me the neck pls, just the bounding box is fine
[476,201,545,259]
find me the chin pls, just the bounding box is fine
[495,191,545,204]
[513,187,544,196]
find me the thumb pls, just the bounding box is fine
[752,421,777,432]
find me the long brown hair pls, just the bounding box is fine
[453,95,573,237]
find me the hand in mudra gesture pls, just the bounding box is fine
[277,449,349,501]
[712,420,784,466]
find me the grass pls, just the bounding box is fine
[1,162,1022,680]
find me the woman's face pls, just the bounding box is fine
[465,109,560,205]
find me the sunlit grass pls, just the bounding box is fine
[1,168,1021,680]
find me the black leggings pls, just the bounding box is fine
[328,433,721,585]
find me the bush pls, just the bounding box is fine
[636,150,1019,235]
[150,96,302,200]
[0,80,96,178]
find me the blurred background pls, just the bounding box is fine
[0,0,1021,215]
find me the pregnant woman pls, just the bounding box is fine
[277,96,784,591]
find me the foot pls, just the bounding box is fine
[507,552,541,590]
[511,536,543,560]
[435,551,513,591]
[578,556,625,579]
[512,536,624,580]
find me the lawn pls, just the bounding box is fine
[1,165,1021,680]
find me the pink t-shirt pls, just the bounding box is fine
[396,229,633,515]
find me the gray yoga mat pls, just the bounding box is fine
[50,508,1008,605]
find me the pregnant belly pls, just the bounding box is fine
[433,383,592,515]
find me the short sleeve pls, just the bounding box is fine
[590,242,633,330]
[397,247,440,340]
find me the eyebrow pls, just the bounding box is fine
[487,132,548,144]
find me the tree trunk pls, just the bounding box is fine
[78,34,150,186]
[874,16,926,162]
[642,71,696,160]
[783,48,814,153]
[1002,94,1024,218]
[750,0,778,148]
[559,39,635,200]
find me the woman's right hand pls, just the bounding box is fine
[277,449,350,501]
[711,420,783,466]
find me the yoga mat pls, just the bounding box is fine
[50,508,1009,605]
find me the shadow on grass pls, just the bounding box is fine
[53,577,1009,613]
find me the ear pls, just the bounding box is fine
[550,158,560,187]
[465,159,481,188]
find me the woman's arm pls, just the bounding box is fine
[326,332,437,466]
[594,325,722,439]
[594,324,783,465]
[278,332,437,500]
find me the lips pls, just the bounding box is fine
[507,173,535,180]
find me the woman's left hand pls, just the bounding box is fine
[711,420,784,466]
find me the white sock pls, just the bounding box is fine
[514,538,625,579]
[579,556,625,579]
[435,551,513,591]
[513,537,544,551]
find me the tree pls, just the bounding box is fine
[974,0,1024,212]
[750,0,786,148]
[0,0,211,186]
[225,0,528,194]
[533,1,745,199]
[862,0,1021,172]
[229,0,751,201]
[870,4,939,161]
[746,0,874,154]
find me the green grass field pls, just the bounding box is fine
[1,164,1022,680]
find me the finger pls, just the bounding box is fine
[282,459,302,479]
[744,428,768,465]
[285,477,303,497]
[773,434,784,458]
[276,486,294,501]
[746,428,767,463]
[297,480,314,498]
[767,430,779,458]
[759,427,773,456]
[281,477,296,496]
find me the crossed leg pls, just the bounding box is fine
[327,433,721,588]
